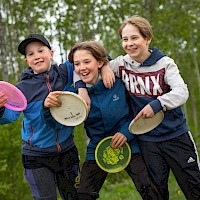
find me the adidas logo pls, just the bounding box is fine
[187,156,195,163]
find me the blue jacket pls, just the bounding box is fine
[85,77,140,161]
[0,61,75,156]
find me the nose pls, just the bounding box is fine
[127,39,133,46]
[79,63,86,71]
[34,52,40,60]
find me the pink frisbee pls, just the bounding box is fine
[0,81,27,111]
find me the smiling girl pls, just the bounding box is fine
[68,41,161,200]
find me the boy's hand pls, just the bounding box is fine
[44,91,63,110]
[78,88,91,111]
[134,104,154,122]
[111,132,127,148]
[0,93,8,108]
[101,63,115,88]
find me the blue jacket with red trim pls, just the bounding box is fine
[0,61,75,156]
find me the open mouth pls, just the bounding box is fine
[128,47,137,51]
[81,72,89,76]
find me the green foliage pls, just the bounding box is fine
[0,114,32,200]
[0,0,200,199]
[73,123,86,168]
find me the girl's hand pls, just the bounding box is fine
[0,93,8,108]
[101,63,115,89]
[44,91,63,110]
[111,132,127,148]
[134,104,154,122]
[78,88,91,111]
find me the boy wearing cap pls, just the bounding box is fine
[0,34,82,200]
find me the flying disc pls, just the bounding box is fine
[129,110,164,135]
[0,81,27,111]
[95,136,131,173]
[50,91,88,126]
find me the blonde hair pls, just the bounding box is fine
[118,15,153,40]
[68,41,108,66]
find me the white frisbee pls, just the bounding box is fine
[129,110,164,135]
[50,91,88,126]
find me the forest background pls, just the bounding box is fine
[0,0,200,199]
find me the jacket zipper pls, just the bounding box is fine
[56,130,61,153]
[28,75,60,150]
[28,125,34,147]
[46,74,52,92]
[46,74,61,153]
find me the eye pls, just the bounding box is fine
[28,52,33,56]
[122,38,128,42]
[74,63,80,66]
[132,36,137,40]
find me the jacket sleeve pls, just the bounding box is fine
[0,107,21,125]
[0,107,5,118]
[73,71,86,90]
[65,60,74,86]
[40,106,65,130]
[109,56,124,77]
[150,57,189,113]
[116,116,136,142]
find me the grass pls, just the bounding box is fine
[99,171,186,200]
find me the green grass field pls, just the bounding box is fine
[99,171,186,200]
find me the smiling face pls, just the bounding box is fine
[73,50,104,85]
[121,24,151,63]
[25,41,54,74]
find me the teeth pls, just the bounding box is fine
[82,72,88,76]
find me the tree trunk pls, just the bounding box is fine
[76,1,83,42]
[0,9,8,81]
[11,0,22,76]
[190,33,200,99]
[187,62,198,137]
[27,0,33,33]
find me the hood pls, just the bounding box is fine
[19,65,59,83]
[140,47,166,66]
[20,67,35,81]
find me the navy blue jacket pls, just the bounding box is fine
[84,77,140,161]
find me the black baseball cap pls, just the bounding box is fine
[18,33,51,55]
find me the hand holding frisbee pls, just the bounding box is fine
[95,136,131,173]
[129,110,164,135]
[0,81,27,111]
[50,91,88,126]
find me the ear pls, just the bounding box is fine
[146,38,152,45]
[98,61,104,69]
[25,58,29,65]
[50,50,54,60]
